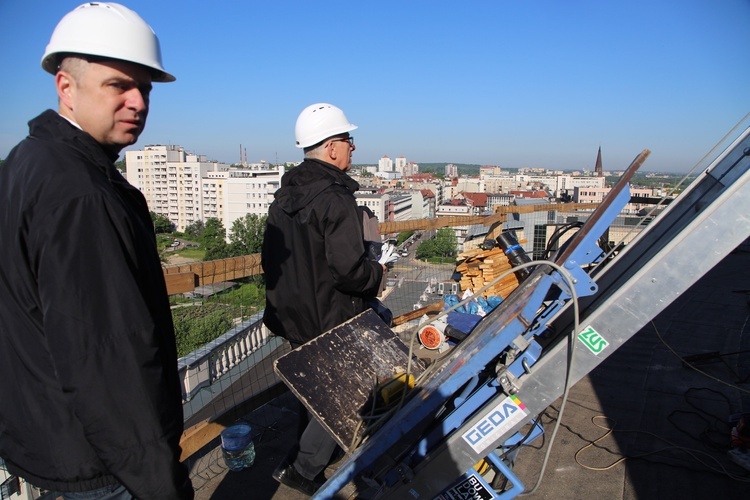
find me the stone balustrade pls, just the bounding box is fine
[177,311,272,405]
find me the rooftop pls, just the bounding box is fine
[188,245,750,499]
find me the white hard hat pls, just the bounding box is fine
[295,103,357,148]
[41,2,175,82]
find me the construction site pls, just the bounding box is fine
[131,120,750,499]
[5,128,750,500]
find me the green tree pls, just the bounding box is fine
[416,228,457,259]
[228,214,267,256]
[202,218,229,260]
[150,211,173,233]
[434,227,458,258]
[416,239,436,259]
[184,220,205,240]
[396,231,415,246]
[115,160,126,173]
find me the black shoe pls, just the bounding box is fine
[272,461,324,496]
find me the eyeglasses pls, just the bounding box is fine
[328,136,354,147]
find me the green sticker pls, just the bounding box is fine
[578,326,608,354]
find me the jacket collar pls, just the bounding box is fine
[30,110,126,184]
[303,157,360,192]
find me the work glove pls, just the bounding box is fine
[378,242,398,265]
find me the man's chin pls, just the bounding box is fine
[104,135,140,154]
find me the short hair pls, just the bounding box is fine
[58,56,89,83]
[303,140,328,159]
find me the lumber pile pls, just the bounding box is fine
[455,247,520,299]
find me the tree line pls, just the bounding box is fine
[151,212,267,261]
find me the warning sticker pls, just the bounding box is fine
[437,473,493,500]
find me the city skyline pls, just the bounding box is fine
[1,0,748,173]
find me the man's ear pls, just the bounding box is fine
[56,72,75,110]
[327,143,337,162]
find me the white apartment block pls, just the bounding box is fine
[445,164,458,178]
[444,178,483,199]
[395,156,407,174]
[125,145,281,233]
[435,201,472,241]
[567,175,607,190]
[379,155,393,173]
[482,174,516,193]
[479,168,607,196]
[356,191,391,223]
[221,166,282,236]
[406,181,444,207]
[487,193,515,211]
[390,193,415,222]
[126,145,230,231]
[573,185,653,214]
[405,162,419,177]
[402,190,429,220]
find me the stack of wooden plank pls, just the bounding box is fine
[455,247,520,299]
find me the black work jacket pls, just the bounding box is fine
[0,111,192,498]
[262,158,383,345]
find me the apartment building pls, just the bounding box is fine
[403,179,443,206]
[126,145,230,231]
[394,156,407,175]
[355,191,391,223]
[125,145,281,234]
[203,165,282,235]
[445,164,458,178]
[379,155,393,173]
[573,185,658,214]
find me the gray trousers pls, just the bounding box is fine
[293,414,339,480]
[287,341,340,481]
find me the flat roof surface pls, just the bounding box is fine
[190,247,750,499]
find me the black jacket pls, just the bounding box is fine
[262,158,383,345]
[0,111,192,498]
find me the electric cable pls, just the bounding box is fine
[350,258,576,458]
[518,261,581,496]
[382,257,583,497]
[573,415,750,482]
[653,320,750,395]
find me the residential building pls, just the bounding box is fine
[573,185,656,214]
[356,191,391,222]
[405,178,444,209]
[436,199,473,241]
[487,193,515,212]
[379,155,393,173]
[455,192,488,216]
[395,156,407,175]
[405,162,419,177]
[126,145,230,232]
[445,164,458,178]
[125,145,281,234]
[221,165,283,235]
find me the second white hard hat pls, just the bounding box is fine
[295,103,357,148]
[41,2,175,82]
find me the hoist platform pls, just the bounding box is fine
[274,118,750,499]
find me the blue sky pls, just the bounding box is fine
[1,1,748,173]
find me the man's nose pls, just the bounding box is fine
[126,88,149,111]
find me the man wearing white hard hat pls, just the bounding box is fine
[0,3,192,499]
[262,103,385,495]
